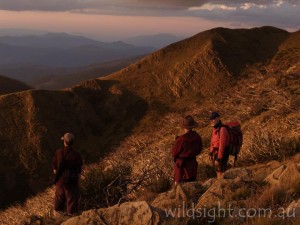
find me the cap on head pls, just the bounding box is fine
[61,133,75,143]
[181,115,198,129]
[209,112,220,120]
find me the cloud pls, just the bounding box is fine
[189,4,237,11]
[0,0,84,11]
[0,0,299,30]
[187,1,300,29]
[0,0,297,12]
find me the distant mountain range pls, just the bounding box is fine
[0,26,299,209]
[124,33,184,49]
[28,56,144,90]
[0,26,300,225]
[0,33,154,68]
[0,31,184,84]
[0,29,185,49]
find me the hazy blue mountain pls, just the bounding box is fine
[0,32,155,50]
[0,33,155,67]
[0,28,48,36]
[0,63,74,82]
[28,55,143,90]
[124,33,185,49]
[0,55,144,86]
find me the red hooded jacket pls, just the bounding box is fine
[210,125,229,159]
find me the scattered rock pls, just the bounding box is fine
[264,163,300,190]
[21,215,43,225]
[62,201,160,225]
[202,178,216,189]
[195,175,255,210]
[196,179,239,209]
[151,188,178,211]
[250,160,281,182]
[225,167,252,181]
[180,182,205,203]
[152,182,205,211]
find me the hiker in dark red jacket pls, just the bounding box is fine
[52,133,83,217]
[172,115,203,184]
[209,112,230,179]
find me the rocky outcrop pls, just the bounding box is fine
[151,182,205,211]
[196,178,236,209]
[264,163,300,190]
[224,167,252,181]
[62,201,160,225]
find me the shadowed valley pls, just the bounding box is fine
[0,26,299,225]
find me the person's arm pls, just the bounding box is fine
[171,137,184,158]
[217,127,229,160]
[209,130,215,164]
[209,130,214,154]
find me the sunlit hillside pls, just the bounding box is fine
[0,27,299,225]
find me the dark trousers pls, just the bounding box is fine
[174,158,198,183]
[213,148,230,172]
[54,185,80,214]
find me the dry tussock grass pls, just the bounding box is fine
[1,56,299,224]
[255,186,292,209]
[0,187,54,225]
[196,65,300,163]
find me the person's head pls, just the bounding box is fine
[61,133,75,147]
[181,115,198,132]
[209,112,220,127]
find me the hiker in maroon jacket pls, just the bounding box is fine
[209,112,230,179]
[172,115,203,184]
[52,133,83,217]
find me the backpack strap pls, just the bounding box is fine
[217,125,238,167]
[216,124,228,139]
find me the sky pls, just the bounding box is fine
[0,0,299,41]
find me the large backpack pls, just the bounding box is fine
[219,122,243,166]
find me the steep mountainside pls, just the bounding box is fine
[0,26,299,210]
[0,75,32,95]
[103,26,289,102]
[0,80,147,208]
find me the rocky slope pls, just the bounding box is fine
[0,79,147,208]
[61,158,300,225]
[1,155,299,224]
[0,26,299,212]
[103,26,291,102]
